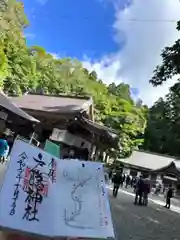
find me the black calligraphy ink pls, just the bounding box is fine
[23,153,47,222]
[23,178,43,221]
[48,158,56,183]
[33,153,46,167]
[23,168,45,221]
[10,152,27,215]
[101,186,105,196]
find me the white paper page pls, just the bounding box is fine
[101,166,115,238]
[0,139,58,237]
[54,160,114,239]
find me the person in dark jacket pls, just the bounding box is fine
[108,169,113,180]
[125,175,131,188]
[143,178,150,206]
[165,184,173,209]
[132,177,137,193]
[134,175,144,205]
[112,170,123,197]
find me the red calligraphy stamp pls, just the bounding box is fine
[22,167,49,197]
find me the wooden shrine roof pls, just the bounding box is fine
[10,93,93,114]
[120,150,180,175]
[0,92,39,123]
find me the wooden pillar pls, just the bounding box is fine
[104,153,109,163]
[102,151,106,162]
[89,103,94,121]
[98,149,105,162]
[94,148,100,161]
[90,144,96,161]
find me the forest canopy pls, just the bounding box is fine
[145,19,180,157]
[0,0,148,158]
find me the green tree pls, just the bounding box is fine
[0,0,148,158]
[144,84,180,157]
[108,83,133,103]
[146,19,180,157]
[150,21,180,86]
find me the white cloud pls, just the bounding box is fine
[50,53,60,59]
[24,33,36,40]
[83,0,180,106]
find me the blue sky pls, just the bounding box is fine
[23,0,127,60]
[22,0,180,105]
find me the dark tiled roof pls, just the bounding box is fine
[151,161,180,175]
[80,117,118,137]
[120,150,180,170]
[0,92,39,122]
[75,117,118,147]
[10,94,93,114]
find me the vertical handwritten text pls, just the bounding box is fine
[9,152,27,216]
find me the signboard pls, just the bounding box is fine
[44,139,60,158]
[0,140,114,239]
[50,128,91,150]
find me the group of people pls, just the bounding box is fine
[134,175,174,208]
[109,169,132,189]
[110,170,150,206]
[109,169,174,209]
[110,169,133,197]
[133,175,150,206]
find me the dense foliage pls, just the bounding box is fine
[143,85,180,157]
[0,0,148,158]
[150,20,180,87]
[145,20,180,157]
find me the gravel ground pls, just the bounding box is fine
[109,189,180,240]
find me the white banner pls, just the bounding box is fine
[0,140,114,239]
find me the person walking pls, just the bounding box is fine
[108,169,113,182]
[154,182,161,195]
[131,177,134,188]
[112,169,123,197]
[125,175,130,188]
[164,184,173,209]
[0,134,9,163]
[143,178,150,206]
[134,175,144,205]
[132,177,137,193]
[104,171,109,184]
[122,173,125,187]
